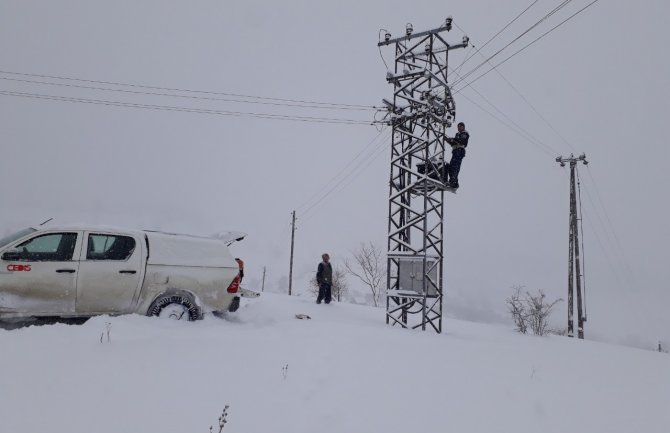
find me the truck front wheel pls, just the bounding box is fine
[147,294,201,321]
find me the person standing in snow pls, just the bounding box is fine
[316,253,332,304]
[445,121,470,189]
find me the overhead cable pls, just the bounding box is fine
[457,87,559,156]
[0,89,373,125]
[0,76,375,112]
[453,22,578,155]
[453,0,574,87]
[456,0,542,72]
[300,130,392,220]
[449,66,562,156]
[0,69,374,109]
[297,127,388,212]
[455,0,601,91]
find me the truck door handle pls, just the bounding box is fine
[119,270,137,274]
[56,269,76,273]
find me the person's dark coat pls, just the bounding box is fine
[449,130,469,148]
[316,261,333,304]
[316,261,332,285]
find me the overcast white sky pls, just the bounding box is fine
[1,0,668,349]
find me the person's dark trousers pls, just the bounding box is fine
[317,283,332,304]
[441,162,451,184]
[448,147,466,187]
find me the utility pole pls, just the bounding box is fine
[378,18,468,333]
[556,153,588,339]
[261,266,266,292]
[288,210,296,296]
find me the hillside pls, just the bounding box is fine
[0,293,668,433]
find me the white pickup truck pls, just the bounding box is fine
[0,225,250,321]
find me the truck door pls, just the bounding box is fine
[0,232,80,316]
[75,232,143,314]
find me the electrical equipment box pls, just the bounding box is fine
[398,258,438,297]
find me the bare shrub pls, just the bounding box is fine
[506,286,562,336]
[210,405,229,432]
[506,286,528,334]
[344,242,386,307]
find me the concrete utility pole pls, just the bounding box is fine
[288,210,296,296]
[556,153,588,339]
[378,18,468,333]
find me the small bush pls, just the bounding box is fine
[506,286,562,336]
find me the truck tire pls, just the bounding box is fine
[147,293,201,321]
[228,296,241,313]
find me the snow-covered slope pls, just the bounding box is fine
[0,293,668,433]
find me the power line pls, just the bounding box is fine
[449,65,563,156]
[576,166,588,318]
[0,89,373,125]
[453,22,578,154]
[300,137,390,226]
[296,127,388,212]
[455,0,601,91]
[0,75,375,112]
[300,129,391,219]
[453,7,626,293]
[568,165,633,291]
[577,200,657,334]
[578,197,628,290]
[453,0,574,87]
[0,69,374,109]
[457,88,559,156]
[0,89,370,125]
[300,129,391,220]
[456,0,542,72]
[449,0,601,158]
[581,170,634,281]
[454,45,475,77]
[378,29,391,71]
[460,2,628,293]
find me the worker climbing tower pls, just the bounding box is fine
[378,19,468,332]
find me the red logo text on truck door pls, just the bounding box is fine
[7,264,31,272]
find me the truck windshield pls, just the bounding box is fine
[0,228,36,249]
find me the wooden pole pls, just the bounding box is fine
[288,210,296,296]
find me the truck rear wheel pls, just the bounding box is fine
[147,294,201,321]
[228,297,240,312]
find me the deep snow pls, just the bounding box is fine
[0,293,668,433]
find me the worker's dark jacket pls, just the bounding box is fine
[449,131,469,149]
[317,261,333,285]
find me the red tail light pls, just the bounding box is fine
[227,274,241,293]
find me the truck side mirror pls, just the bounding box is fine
[1,249,21,261]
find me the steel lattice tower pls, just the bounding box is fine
[378,20,467,332]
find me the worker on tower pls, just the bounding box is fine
[445,121,469,189]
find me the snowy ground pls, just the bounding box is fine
[0,293,668,433]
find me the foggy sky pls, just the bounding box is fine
[1,0,668,350]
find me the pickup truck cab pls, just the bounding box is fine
[0,225,245,321]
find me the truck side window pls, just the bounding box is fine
[16,233,78,262]
[87,235,136,261]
